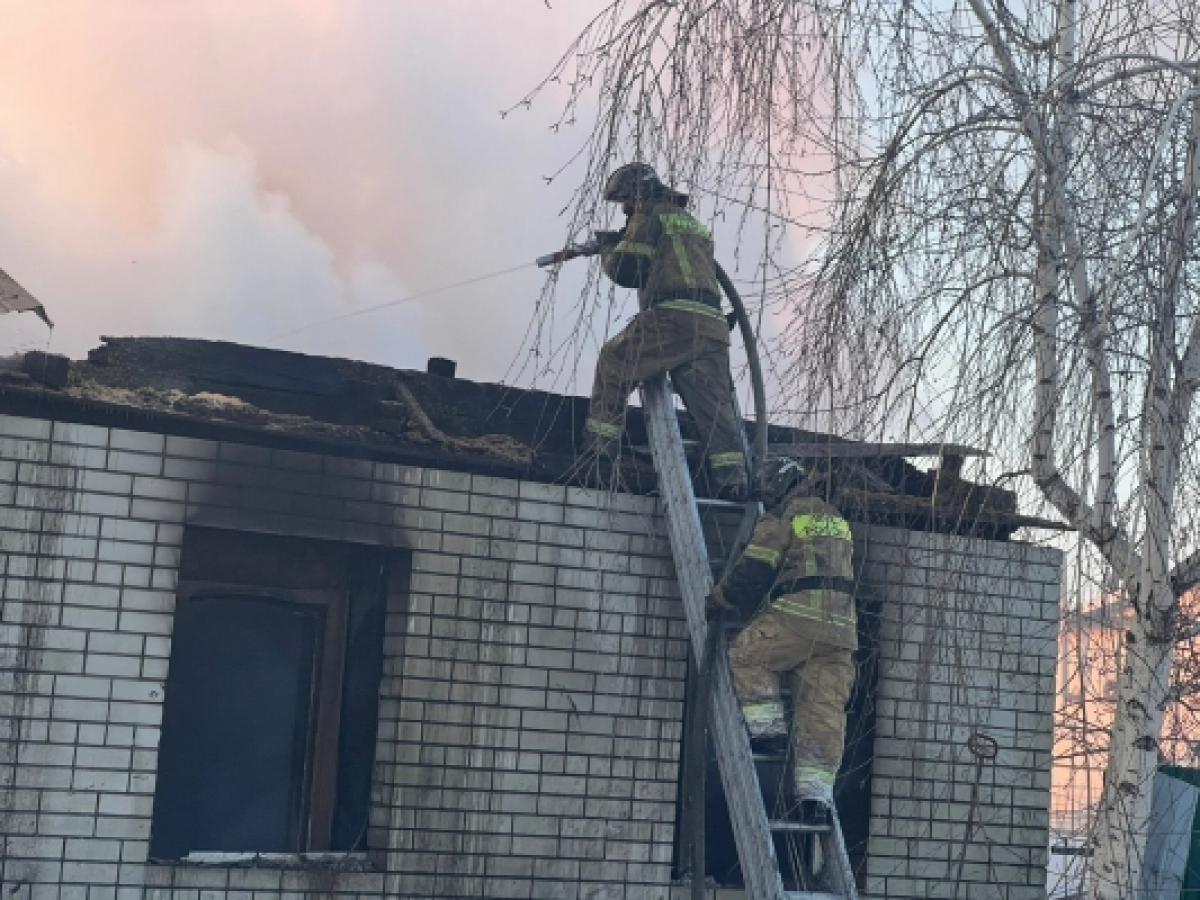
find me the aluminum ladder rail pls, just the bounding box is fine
[640,373,857,900]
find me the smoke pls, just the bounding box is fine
[0,1,595,381]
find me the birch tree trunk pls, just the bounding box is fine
[1089,79,1200,896]
[1090,595,1174,894]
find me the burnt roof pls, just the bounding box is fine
[0,336,1063,539]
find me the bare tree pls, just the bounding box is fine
[532,1,1200,896]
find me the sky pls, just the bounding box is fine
[0,2,632,389]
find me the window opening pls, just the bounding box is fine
[149,527,399,861]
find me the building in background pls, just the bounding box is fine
[1050,593,1200,898]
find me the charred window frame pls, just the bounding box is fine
[149,527,405,861]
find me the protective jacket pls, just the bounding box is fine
[585,199,747,492]
[601,200,728,343]
[721,493,857,650]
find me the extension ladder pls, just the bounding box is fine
[640,374,858,900]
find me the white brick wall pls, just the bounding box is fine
[0,413,1060,899]
[858,525,1060,900]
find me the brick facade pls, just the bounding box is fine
[0,413,1060,899]
[856,525,1059,899]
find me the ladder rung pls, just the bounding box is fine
[768,820,832,834]
[694,496,748,509]
[751,752,788,763]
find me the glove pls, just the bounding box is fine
[705,586,735,620]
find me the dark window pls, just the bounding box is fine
[149,527,404,860]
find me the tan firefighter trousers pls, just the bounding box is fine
[584,306,745,486]
[729,606,856,803]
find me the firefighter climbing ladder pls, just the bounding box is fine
[640,374,858,900]
[534,233,856,897]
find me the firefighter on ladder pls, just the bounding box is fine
[707,458,857,826]
[580,163,748,501]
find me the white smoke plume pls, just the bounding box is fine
[0,1,597,382]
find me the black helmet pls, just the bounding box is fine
[603,163,676,203]
[762,457,807,505]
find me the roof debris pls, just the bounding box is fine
[0,336,1066,539]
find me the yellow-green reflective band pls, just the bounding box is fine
[793,766,836,786]
[657,213,710,289]
[792,514,852,542]
[612,241,656,258]
[657,299,726,322]
[658,212,712,239]
[742,701,784,724]
[585,418,622,440]
[672,236,695,286]
[743,544,781,567]
[708,451,745,469]
[769,596,855,628]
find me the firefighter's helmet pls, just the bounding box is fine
[603,163,669,203]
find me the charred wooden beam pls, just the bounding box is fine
[836,487,1069,532]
